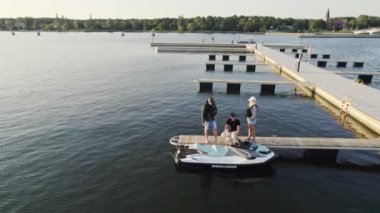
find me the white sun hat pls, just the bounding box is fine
[248,96,256,102]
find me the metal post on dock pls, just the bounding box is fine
[296,51,303,73]
[151,29,155,42]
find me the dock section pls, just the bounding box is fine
[152,42,253,53]
[251,44,380,135]
[178,135,380,150]
[195,78,294,94]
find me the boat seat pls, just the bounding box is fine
[228,147,253,159]
[195,144,229,156]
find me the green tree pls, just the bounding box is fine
[186,22,200,32]
[177,16,185,32]
[309,19,326,31]
[356,15,369,29]
[106,19,114,30]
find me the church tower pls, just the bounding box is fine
[325,8,330,22]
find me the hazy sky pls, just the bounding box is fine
[2,0,379,19]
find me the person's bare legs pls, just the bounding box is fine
[204,126,209,143]
[213,128,218,143]
[252,125,256,142]
[247,124,253,141]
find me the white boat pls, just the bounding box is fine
[169,136,276,169]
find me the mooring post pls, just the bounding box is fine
[297,52,303,72]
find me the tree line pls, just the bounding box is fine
[1,15,379,32]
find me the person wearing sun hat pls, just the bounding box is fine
[246,96,258,142]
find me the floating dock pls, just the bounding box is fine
[152,42,380,136]
[177,135,380,150]
[251,44,380,135]
[195,78,298,94]
[156,47,252,53]
[152,42,252,53]
[299,33,380,38]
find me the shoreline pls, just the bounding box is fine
[2,29,356,35]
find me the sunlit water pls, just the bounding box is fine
[0,32,379,212]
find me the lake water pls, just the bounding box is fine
[1,32,379,212]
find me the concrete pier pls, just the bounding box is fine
[251,44,380,135]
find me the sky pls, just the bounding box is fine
[1,0,379,19]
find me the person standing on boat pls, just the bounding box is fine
[221,112,240,144]
[201,97,218,143]
[246,96,258,142]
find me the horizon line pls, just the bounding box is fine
[1,14,377,20]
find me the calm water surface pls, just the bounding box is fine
[0,32,379,212]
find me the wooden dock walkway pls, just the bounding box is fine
[178,135,380,150]
[299,34,380,38]
[156,46,252,53]
[195,79,293,84]
[263,44,306,49]
[332,71,380,75]
[251,44,380,135]
[151,42,247,48]
[203,61,266,65]
[195,78,299,94]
